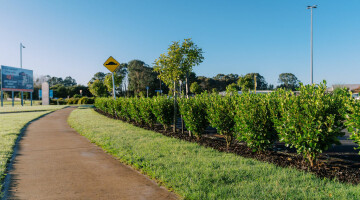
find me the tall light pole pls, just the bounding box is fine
[20,43,26,106]
[20,43,25,68]
[307,5,317,85]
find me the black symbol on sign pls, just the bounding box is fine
[106,61,118,65]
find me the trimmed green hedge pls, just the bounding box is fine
[94,81,355,166]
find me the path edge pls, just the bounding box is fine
[1,107,69,200]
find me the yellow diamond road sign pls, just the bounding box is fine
[103,56,120,72]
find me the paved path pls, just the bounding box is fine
[5,107,177,200]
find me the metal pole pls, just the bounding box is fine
[310,8,313,84]
[20,43,24,105]
[20,43,22,69]
[112,72,116,99]
[31,92,33,106]
[12,91,14,107]
[1,90,3,107]
[307,6,317,84]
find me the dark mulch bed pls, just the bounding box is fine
[94,109,360,185]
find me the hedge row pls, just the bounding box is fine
[50,97,95,105]
[95,81,356,167]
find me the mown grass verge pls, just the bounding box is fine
[0,105,67,197]
[0,105,67,113]
[68,108,360,200]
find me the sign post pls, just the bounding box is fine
[103,56,120,100]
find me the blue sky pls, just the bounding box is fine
[0,0,359,87]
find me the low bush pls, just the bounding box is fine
[179,94,208,139]
[271,81,346,167]
[206,93,236,150]
[345,96,360,154]
[234,93,278,152]
[128,97,144,124]
[138,97,157,128]
[152,96,174,130]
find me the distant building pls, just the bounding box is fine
[327,84,360,92]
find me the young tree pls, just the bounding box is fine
[104,72,126,93]
[277,73,300,90]
[127,60,157,96]
[238,74,254,92]
[88,79,108,97]
[154,38,204,132]
[190,82,202,94]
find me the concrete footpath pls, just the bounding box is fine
[4,107,177,200]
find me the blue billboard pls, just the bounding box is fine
[1,65,33,92]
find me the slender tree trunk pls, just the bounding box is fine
[173,81,177,133]
[185,72,192,136]
[186,72,189,98]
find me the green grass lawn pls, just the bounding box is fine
[0,105,67,113]
[0,105,66,196]
[68,108,360,200]
[1,100,41,106]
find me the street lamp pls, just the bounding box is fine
[307,5,317,84]
[20,43,26,106]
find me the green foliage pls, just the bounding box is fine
[190,82,202,94]
[225,83,238,95]
[128,97,144,124]
[88,79,108,97]
[237,74,254,92]
[154,38,204,89]
[206,94,236,149]
[152,96,174,130]
[179,95,209,139]
[77,97,95,105]
[271,81,346,166]
[344,95,360,154]
[234,93,278,152]
[277,73,300,91]
[66,98,80,105]
[138,97,157,127]
[94,97,115,116]
[127,60,158,96]
[69,108,360,200]
[104,72,126,93]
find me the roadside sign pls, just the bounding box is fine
[146,86,149,90]
[50,90,53,98]
[1,65,33,92]
[103,56,120,72]
[39,90,42,98]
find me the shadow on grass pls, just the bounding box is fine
[0,110,51,114]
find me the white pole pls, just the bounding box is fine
[20,43,23,106]
[112,72,116,99]
[20,43,22,68]
[310,8,313,85]
[307,5,317,84]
